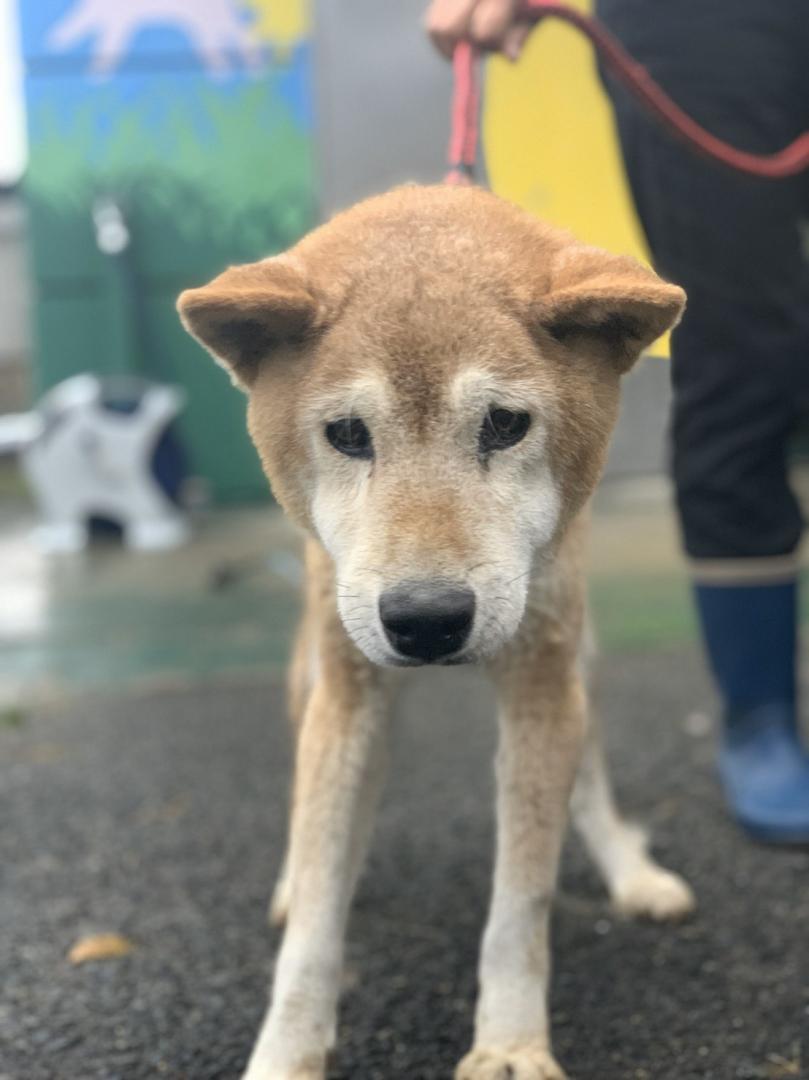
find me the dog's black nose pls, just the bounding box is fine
[379,582,475,662]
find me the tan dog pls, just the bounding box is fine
[178,184,694,1080]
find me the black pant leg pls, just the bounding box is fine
[596,0,809,561]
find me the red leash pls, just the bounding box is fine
[446,0,809,184]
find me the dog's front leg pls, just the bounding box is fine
[243,672,389,1080]
[457,651,586,1080]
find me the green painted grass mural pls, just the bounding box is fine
[26,79,315,260]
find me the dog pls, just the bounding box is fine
[178,184,694,1080]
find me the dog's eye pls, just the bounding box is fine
[479,407,531,454]
[325,417,373,459]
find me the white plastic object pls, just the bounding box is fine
[13,374,191,553]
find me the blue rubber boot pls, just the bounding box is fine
[695,579,809,844]
[718,704,809,843]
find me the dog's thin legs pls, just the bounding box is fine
[456,658,586,1080]
[269,610,318,928]
[243,675,389,1080]
[570,708,695,920]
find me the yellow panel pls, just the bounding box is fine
[484,0,670,354]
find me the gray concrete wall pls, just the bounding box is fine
[0,191,30,411]
[313,0,454,215]
[606,355,670,476]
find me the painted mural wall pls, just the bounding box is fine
[20,0,316,500]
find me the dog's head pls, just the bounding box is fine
[178,186,684,667]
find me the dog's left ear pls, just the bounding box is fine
[537,246,686,373]
[177,259,316,391]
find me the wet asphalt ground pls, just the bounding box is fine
[2,649,808,1080]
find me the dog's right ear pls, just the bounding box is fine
[177,260,316,391]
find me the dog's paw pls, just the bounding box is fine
[241,1056,325,1080]
[455,1045,567,1080]
[612,864,695,922]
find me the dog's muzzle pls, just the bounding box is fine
[378,581,475,663]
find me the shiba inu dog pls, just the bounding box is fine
[178,184,694,1080]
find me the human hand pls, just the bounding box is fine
[425,0,533,61]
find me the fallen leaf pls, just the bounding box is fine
[68,932,135,965]
[26,742,66,764]
[766,1052,802,1078]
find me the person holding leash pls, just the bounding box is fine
[425,0,809,844]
